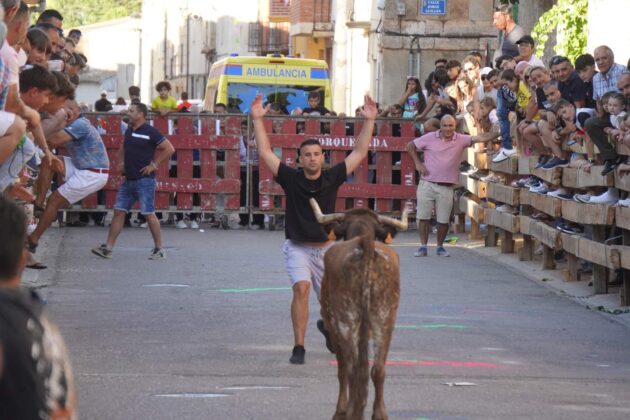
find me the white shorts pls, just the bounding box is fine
[282,239,334,299]
[416,179,454,224]
[57,156,108,204]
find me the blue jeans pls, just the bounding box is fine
[496,93,512,150]
[114,177,156,215]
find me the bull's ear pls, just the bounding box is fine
[384,233,393,244]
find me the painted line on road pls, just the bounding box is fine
[222,386,293,391]
[328,360,498,368]
[153,393,231,398]
[143,284,191,288]
[212,287,292,293]
[396,324,469,329]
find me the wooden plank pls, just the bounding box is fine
[518,155,537,175]
[500,231,515,253]
[614,171,630,193]
[622,230,630,306]
[519,215,534,236]
[519,189,533,206]
[487,183,520,206]
[490,155,518,174]
[564,254,580,282]
[561,200,615,225]
[485,225,498,247]
[465,148,488,170]
[485,208,520,233]
[615,206,630,230]
[530,167,562,185]
[520,235,534,261]
[458,173,487,198]
[562,167,614,188]
[528,192,562,217]
[459,195,485,223]
[542,245,556,270]
[522,218,562,250]
[576,239,613,270]
[561,232,580,256]
[592,226,608,295]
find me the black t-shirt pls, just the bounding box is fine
[123,123,166,180]
[558,71,587,106]
[0,288,74,420]
[94,97,113,112]
[536,87,554,112]
[275,161,347,242]
[302,106,331,116]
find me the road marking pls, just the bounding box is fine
[396,324,469,329]
[329,360,498,368]
[212,287,291,293]
[143,284,191,288]
[222,386,293,391]
[153,393,231,398]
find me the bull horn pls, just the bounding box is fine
[309,198,344,224]
[377,207,409,231]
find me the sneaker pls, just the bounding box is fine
[496,204,517,214]
[535,155,551,169]
[459,161,473,172]
[140,222,148,228]
[176,220,188,229]
[149,248,166,260]
[317,319,335,354]
[436,246,451,257]
[557,192,574,201]
[289,345,305,364]
[589,188,619,205]
[616,198,630,207]
[492,147,517,163]
[524,176,540,188]
[601,158,622,176]
[468,169,485,180]
[512,176,530,187]
[557,223,584,235]
[574,192,592,203]
[190,220,199,229]
[413,246,428,257]
[542,156,569,169]
[530,183,549,194]
[547,188,569,199]
[91,244,112,259]
[480,174,505,183]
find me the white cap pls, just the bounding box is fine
[100,90,107,96]
[480,67,492,76]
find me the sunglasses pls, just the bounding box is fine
[549,55,569,66]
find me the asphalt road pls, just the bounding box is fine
[35,225,630,420]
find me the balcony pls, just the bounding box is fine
[290,0,333,37]
[248,22,290,56]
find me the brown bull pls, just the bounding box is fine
[310,198,407,420]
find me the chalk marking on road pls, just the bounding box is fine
[463,308,513,315]
[153,393,231,398]
[222,386,293,391]
[212,287,292,293]
[143,284,191,288]
[396,324,469,329]
[481,347,508,351]
[329,360,498,368]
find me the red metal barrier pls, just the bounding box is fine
[79,113,243,211]
[257,116,418,215]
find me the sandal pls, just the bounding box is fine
[26,262,47,270]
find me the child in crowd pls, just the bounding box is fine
[151,81,178,116]
[398,76,427,119]
[552,99,595,171]
[492,69,519,162]
[604,92,627,132]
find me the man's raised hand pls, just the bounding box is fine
[359,95,378,120]
[250,94,270,120]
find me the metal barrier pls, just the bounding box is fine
[65,113,419,217]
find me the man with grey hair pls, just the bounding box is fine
[406,115,498,258]
[492,4,525,63]
[585,45,630,175]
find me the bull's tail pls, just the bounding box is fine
[350,235,373,417]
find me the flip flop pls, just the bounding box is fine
[26,262,47,270]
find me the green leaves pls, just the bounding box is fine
[34,0,142,28]
[531,0,588,63]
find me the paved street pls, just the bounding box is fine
[31,225,630,420]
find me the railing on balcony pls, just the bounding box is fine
[313,0,333,32]
[248,21,290,55]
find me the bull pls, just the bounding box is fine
[309,198,408,420]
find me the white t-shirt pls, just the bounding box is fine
[526,55,545,67]
[611,111,627,129]
[0,40,19,88]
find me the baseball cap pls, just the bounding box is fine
[516,35,535,47]
[480,67,492,77]
[101,90,107,96]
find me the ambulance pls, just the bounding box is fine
[203,54,332,114]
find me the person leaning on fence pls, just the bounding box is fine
[0,195,77,420]
[407,115,499,258]
[92,102,175,260]
[250,92,377,365]
[151,80,178,116]
[27,99,110,253]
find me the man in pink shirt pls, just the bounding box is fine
[406,115,496,257]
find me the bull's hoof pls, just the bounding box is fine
[317,319,335,354]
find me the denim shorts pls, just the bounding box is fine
[114,177,156,215]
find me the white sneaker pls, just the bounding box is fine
[140,222,148,228]
[616,198,630,207]
[492,147,517,163]
[176,220,188,229]
[574,192,592,203]
[496,204,517,214]
[530,183,549,194]
[589,188,619,205]
[190,220,199,229]
[547,188,569,198]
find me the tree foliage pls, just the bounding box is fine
[531,0,588,63]
[33,0,142,28]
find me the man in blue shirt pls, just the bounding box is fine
[28,99,110,252]
[92,102,174,260]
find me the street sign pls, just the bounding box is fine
[421,0,446,15]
